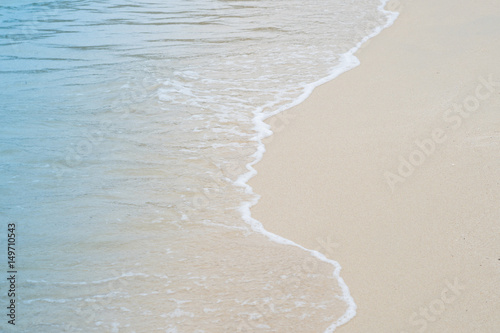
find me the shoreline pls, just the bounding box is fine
[249,0,500,331]
[237,2,400,331]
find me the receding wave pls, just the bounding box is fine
[0,0,397,332]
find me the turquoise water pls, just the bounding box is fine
[0,1,396,331]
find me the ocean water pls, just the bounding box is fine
[0,0,397,332]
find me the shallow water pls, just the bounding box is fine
[0,0,396,331]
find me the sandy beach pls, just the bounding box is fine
[249,0,500,331]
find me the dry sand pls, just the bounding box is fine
[249,0,500,331]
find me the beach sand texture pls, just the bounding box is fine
[249,0,500,331]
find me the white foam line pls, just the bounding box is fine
[235,1,399,331]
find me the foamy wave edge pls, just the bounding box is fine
[234,1,400,332]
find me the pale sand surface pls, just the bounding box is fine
[249,0,500,332]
